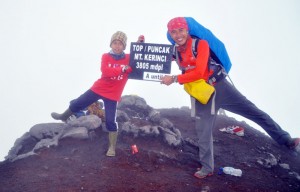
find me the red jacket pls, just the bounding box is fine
[177,37,213,84]
[91,53,131,101]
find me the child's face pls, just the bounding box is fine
[111,40,125,54]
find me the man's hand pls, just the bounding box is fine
[161,75,175,86]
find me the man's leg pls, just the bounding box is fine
[217,80,292,145]
[195,115,215,173]
[194,96,217,178]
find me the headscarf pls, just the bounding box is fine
[167,17,188,32]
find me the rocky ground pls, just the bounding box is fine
[0,97,300,192]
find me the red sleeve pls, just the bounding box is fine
[100,53,124,78]
[177,40,210,83]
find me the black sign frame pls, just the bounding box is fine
[128,42,173,81]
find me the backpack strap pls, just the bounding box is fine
[173,47,180,69]
[173,46,189,73]
[191,38,199,58]
[173,37,234,88]
[192,37,231,85]
[173,39,198,73]
[173,37,199,72]
[192,37,235,87]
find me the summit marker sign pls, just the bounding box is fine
[128,42,173,81]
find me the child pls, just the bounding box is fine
[51,31,144,157]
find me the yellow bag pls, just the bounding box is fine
[184,79,215,104]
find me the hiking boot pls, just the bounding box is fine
[106,132,118,157]
[287,138,300,153]
[194,168,213,179]
[51,108,73,122]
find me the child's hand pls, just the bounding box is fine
[125,66,132,74]
[137,35,145,43]
[122,65,132,74]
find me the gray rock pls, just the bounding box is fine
[118,95,148,110]
[10,151,37,162]
[33,137,59,152]
[121,123,160,137]
[6,115,102,162]
[117,110,130,123]
[148,110,161,123]
[279,163,290,170]
[67,115,101,130]
[29,123,67,140]
[61,127,89,140]
[5,132,32,161]
[257,152,278,168]
[158,118,173,129]
[159,126,182,146]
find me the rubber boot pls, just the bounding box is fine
[51,108,73,122]
[106,132,118,157]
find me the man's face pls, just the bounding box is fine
[169,28,189,46]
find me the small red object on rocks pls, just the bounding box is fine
[131,144,138,154]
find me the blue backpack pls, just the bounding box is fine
[167,17,232,73]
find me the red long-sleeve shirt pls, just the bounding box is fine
[91,53,131,101]
[177,37,212,84]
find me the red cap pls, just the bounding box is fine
[167,17,188,32]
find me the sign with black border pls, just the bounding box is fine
[128,42,173,81]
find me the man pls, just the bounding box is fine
[161,17,300,179]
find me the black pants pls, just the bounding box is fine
[69,89,118,132]
[194,79,291,172]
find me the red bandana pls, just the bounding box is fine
[167,17,188,32]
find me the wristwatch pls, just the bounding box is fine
[172,75,178,83]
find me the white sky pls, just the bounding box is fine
[0,0,299,161]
